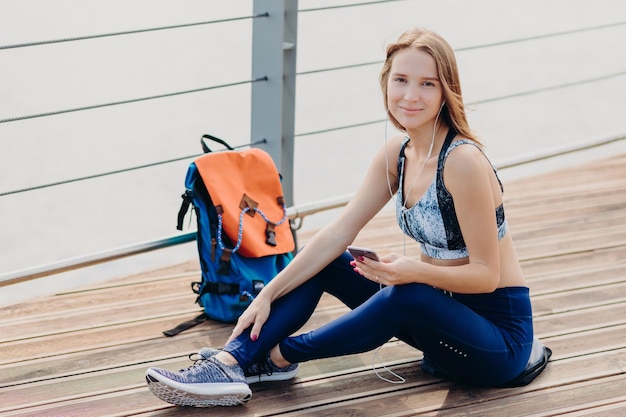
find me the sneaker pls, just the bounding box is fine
[197,347,300,384]
[145,356,252,407]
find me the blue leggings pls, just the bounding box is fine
[224,252,534,387]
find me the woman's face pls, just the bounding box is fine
[386,48,444,133]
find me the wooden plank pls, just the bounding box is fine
[507,178,626,203]
[506,189,626,220]
[504,155,626,193]
[555,399,626,417]
[520,246,626,278]
[416,376,626,417]
[510,209,626,239]
[506,168,626,196]
[531,282,626,316]
[0,263,200,321]
[526,263,625,295]
[0,313,231,364]
[533,302,626,337]
[538,324,626,359]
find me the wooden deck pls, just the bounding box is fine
[2,153,626,417]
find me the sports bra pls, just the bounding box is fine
[395,129,508,259]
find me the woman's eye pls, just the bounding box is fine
[393,77,406,83]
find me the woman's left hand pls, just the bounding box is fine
[225,291,272,345]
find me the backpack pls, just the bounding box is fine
[163,135,294,336]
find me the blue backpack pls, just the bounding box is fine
[164,135,294,336]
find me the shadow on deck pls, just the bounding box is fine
[1,153,626,416]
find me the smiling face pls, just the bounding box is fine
[386,48,444,135]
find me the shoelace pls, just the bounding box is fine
[178,352,211,374]
[181,351,275,380]
[255,358,275,377]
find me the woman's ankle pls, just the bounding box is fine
[215,351,239,366]
[269,345,291,368]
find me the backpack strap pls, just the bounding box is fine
[201,134,235,153]
[176,190,193,231]
[162,312,209,337]
[194,280,240,296]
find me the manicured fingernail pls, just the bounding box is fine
[358,256,364,262]
[251,334,258,342]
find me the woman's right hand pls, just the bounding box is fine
[225,291,272,345]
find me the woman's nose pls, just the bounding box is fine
[403,84,420,101]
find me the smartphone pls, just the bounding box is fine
[347,245,379,262]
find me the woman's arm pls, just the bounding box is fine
[264,139,400,299]
[227,138,402,341]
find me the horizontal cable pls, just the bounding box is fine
[297,119,385,137]
[0,77,267,124]
[295,70,626,137]
[455,21,626,52]
[0,140,267,197]
[297,21,626,77]
[496,132,626,170]
[299,0,410,13]
[0,13,269,51]
[298,60,381,76]
[474,70,626,105]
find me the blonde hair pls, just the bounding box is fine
[380,28,479,144]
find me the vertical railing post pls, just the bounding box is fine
[251,0,298,206]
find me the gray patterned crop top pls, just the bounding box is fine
[396,129,508,259]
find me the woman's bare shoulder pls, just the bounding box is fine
[444,140,492,184]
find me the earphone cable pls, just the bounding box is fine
[375,102,445,385]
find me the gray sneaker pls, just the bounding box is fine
[145,356,251,407]
[197,347,300,384]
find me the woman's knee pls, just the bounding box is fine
[377,284,453,325]
[319,252,379,305]
[385,283,439,307]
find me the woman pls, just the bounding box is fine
[145,27,549,407]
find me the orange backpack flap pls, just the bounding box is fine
[194,148,295,258]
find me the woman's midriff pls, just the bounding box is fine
[421,234,526,288]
